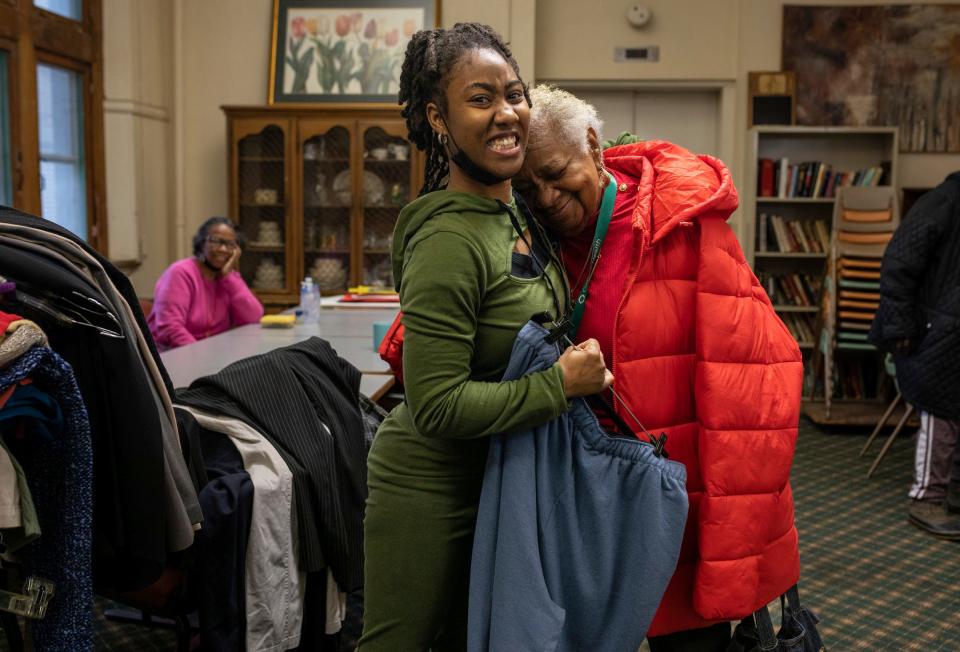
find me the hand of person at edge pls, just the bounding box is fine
[557,338,614,398]
[219,247,241,278]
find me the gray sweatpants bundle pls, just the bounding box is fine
[469,322,689,652]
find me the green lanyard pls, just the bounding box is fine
[569,172,616,339]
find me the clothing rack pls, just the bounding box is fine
[1,206,375,650]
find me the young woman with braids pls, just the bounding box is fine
[358,23,612,650]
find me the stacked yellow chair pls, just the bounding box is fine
[821,186,900,415]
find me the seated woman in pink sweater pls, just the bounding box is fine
[148,217,264,351]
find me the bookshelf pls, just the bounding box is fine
[745,126,899,395]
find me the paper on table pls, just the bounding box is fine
[321,294,400,309]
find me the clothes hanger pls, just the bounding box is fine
[0,277,124,339]
[61,290,123,332]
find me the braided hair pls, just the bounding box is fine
[398,23,530,195]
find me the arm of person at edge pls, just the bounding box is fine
[151,264,198,349]
[402,229,587,440]
[874,189,954,353]
[217,248,265,327]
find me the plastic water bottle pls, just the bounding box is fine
[310,278,322,324]
[300,277,318,323]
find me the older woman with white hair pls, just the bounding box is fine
[514,85,805,652]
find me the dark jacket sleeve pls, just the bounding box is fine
[870,188,956,346]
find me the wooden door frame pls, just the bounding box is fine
[8,0,107,252]
[0,36,20,207]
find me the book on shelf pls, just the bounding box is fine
[759,158,775,197]
[759,214,830,253]
[777,158,790,198]
[832,358,882,400]
[776,275,796,304]
[813,221,830,252]
[757,158,891,199]
[780,312,816,344]
[758,272,822,307]
[770,215,796,251]
[788,220,811,253]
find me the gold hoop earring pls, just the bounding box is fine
[595,148,607,185]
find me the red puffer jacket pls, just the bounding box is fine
[600,141,802,635]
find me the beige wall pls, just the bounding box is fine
[536,0,740,81]
[175,0,274,263]
[102,0,174,294]
[103,0,959,293]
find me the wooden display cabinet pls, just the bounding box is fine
[223,105,423,307]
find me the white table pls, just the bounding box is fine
[261,307,397,338]
[160,311,396,400]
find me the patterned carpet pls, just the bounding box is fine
[787,419,960,651]
[3,418,958,651]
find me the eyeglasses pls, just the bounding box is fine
[206,236,239,250]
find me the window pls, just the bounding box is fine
[37,62,86,238]
[1,0,105,249]
[34,0,82,21]
[0,51,10,206]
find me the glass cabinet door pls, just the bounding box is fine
[360,123,415,288]
[234,122,289,298]
[300,122,351,296]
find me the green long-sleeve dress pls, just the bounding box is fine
[358,191,569,651]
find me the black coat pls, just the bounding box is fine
[0,205,175,396]
[0,210,172,590]
[869,172,960,419]
[177,337,368,591]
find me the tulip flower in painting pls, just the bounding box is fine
[285,16,314,93]
[283,8,422,96]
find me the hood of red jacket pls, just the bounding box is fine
[603,140,739,245]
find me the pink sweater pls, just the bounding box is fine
[148,258,264,351]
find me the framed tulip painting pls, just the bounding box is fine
[269,0,439,104]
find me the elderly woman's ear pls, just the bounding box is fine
[587,127,604,181]
[587,127,603,175]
